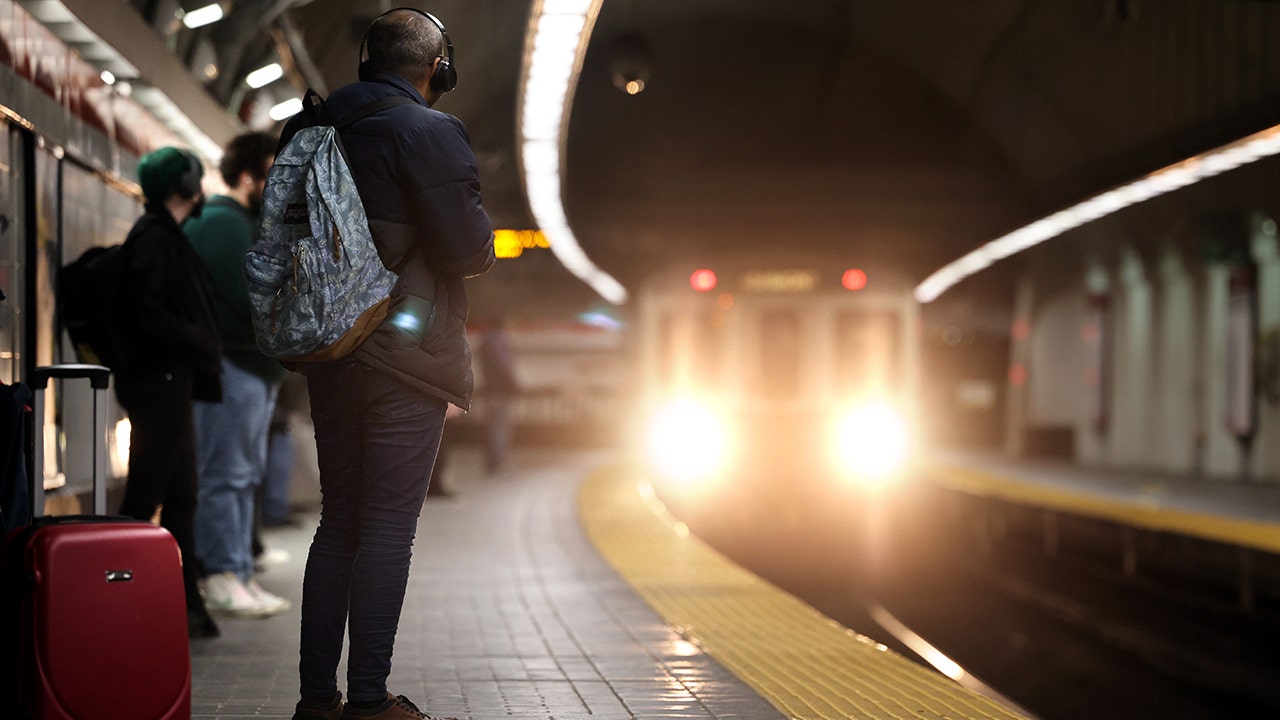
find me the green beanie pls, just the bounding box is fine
[138,146,202,205]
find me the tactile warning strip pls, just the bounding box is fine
[579,467,1030,720]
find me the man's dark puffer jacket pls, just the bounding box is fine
[281,71,495,408]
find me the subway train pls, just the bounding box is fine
[632,260,922,499]
[0,24,165,501]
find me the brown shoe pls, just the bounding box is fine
[292,690,343,720]
[339,693,456,720]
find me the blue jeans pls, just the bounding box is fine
[260,425,294,523]
[193,359,278,579]
[299,360,446,703]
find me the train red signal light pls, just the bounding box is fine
[690,269,717,292]
[842,268,867,291]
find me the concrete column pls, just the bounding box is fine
[1113,250,1153,465]
[1201,264,1238,476]
[1077,265,1111,463]
[1028,293,1084,427]
[1152,246,1196,472]
[1250,214,1280,480]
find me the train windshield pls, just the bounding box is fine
[656,310,724,393]
[835,308,901,399]
[759,310,801,400]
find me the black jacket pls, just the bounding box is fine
[117,206,223,402]
[281,73,494,407]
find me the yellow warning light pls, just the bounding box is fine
[494,229,550,259]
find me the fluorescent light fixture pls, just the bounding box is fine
[543,0,593,13]
[915,124,1280,303]
[517,0,628,305]
[269,97,303,121]
[245,62,283,89]
[181,3,224,29]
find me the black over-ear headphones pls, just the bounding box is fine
[358,7,457,93]
[173,149,203,199]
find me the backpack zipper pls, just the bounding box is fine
[271,245,306,335]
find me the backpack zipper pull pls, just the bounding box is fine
[271,287,284,334]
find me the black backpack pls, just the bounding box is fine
[57,245,129,369]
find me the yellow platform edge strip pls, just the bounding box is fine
[579,466,1030,720]
[928,465,1280,555]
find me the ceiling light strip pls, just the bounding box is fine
[518,0,628,305]
[246,62,284,89]
[180,3,224,29]
[18,0,224,163]
[914,124,1280,304]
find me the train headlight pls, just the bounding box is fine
[832,401,910,484]
[644,398,729,485]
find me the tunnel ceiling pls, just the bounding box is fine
[171,0,1280,316]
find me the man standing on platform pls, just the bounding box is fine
[184,132,290,618]
[115,146,223,639]
[281,8,494,720]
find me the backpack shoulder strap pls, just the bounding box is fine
[275,88,333,155]
[333,95,416,129]
[301,88,331,126]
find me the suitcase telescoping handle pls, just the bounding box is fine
[30,364,111,518]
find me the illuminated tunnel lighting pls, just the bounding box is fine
[245,62,284,89]
[915,123,1280,304]
[517,0,628,305]
[181,3,224,29]
[269,97,303,122]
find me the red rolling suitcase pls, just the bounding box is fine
[1,364,191,720]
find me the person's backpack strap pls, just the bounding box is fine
[329,95,420,273]
[301,88,331,126]
[276,88,335,154]
[279,92,415,154]
[333,95,416,129]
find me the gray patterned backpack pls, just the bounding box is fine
[245,90,412,363]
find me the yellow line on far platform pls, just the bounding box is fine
[927,465,1280,555]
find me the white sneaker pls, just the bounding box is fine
[204,572,271,617]
[244,578,291,615]
[255,547,291,571]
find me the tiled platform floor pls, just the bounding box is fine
[190,448,785,720]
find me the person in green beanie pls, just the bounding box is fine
[115,146,225,639]
[183,132,291,619]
